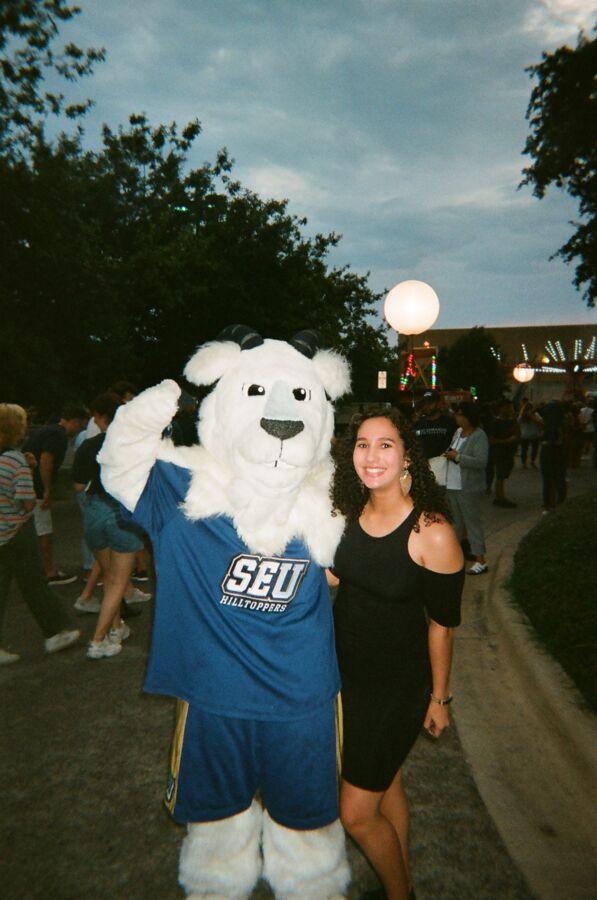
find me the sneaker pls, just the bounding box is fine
[467,562,489,575]
[47,570,77,586]
[121,600,142,619]
[132,568,149,582]
[109,622,131,644]
[87,637,122,659]
[74,596,101,614]
[45,629,80,653]
[125,587,151,604]
[0,648,20,665]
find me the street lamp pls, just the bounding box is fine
[512,363,535,384]
[384,280,440,334]
[384,280,440,403]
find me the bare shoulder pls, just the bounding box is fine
[409,513,464,573]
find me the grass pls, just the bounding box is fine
[509,490,597,713]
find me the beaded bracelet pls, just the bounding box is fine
[431,693,453,706]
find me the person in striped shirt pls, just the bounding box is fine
[0,404,79,664]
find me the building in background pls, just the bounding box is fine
[421,323,596,402]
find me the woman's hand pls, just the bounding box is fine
[444,449,458,461]
[423,699,450,738]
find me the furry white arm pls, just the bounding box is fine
[98,379,181,511]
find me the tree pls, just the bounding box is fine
[439,327,507,401]
[0,0,104,159]
[521,31,597,307]
[0,5,388,412]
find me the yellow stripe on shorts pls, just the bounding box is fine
[164,699,189,815]
[335,692,344,779]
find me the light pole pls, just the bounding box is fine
[384,280,440,404]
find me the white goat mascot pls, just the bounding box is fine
[99,326,351,899]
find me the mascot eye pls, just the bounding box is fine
[293,388,310,401]
[247,384,265,397]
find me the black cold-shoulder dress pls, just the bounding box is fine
[333,508,464,792]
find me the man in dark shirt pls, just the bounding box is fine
[414,394,456,459]
[25,405,87,583]
[538,400,566,510]
[489,399,520,508]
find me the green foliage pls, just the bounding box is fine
[438,327,507,401]
[0,5,388,411]
[522,32,597,307]
[0,0,105,158]
[510,492,597,712]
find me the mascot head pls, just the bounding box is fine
[183,326,350,497]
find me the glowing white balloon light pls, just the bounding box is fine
[384,280,440,335]
[513,363,535,383]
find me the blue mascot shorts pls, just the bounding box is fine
[165,700,340,830]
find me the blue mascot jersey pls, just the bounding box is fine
[132,460,340,721]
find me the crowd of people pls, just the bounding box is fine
[0,382,199,666]
[1,388,593,667]
[410,391,595,558]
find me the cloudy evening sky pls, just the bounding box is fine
[63,0,597,329]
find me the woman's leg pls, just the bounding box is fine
[91,549,135,642]
[133,547,149,578]
[459,492,486,564]
[520,439,529,467]
[77,559,102,603]
[340,779,409,900]
[380,769,411,888]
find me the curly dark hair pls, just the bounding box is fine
[331,405,452,531]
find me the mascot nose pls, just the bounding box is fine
[260,381,305,441]
[260,418,304,441]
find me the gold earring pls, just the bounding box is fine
[400,467,412,497]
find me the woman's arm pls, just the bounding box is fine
[326,568,339,589]
[455,429,489,470]
[424,621,454,738]
[411,518,463,738]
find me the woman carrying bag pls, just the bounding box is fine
[444,402,489,575]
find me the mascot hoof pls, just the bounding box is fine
[262,811,349,899]
[179,801,263,899]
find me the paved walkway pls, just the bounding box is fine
[1,456,595,898]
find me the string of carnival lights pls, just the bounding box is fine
[399,353,417,391]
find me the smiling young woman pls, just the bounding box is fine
[329,406,464,900]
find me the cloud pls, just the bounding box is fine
[242,163,331,209]
[523,0,596,42]
[59,0,597,329]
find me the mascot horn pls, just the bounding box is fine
[99,327,351,899]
